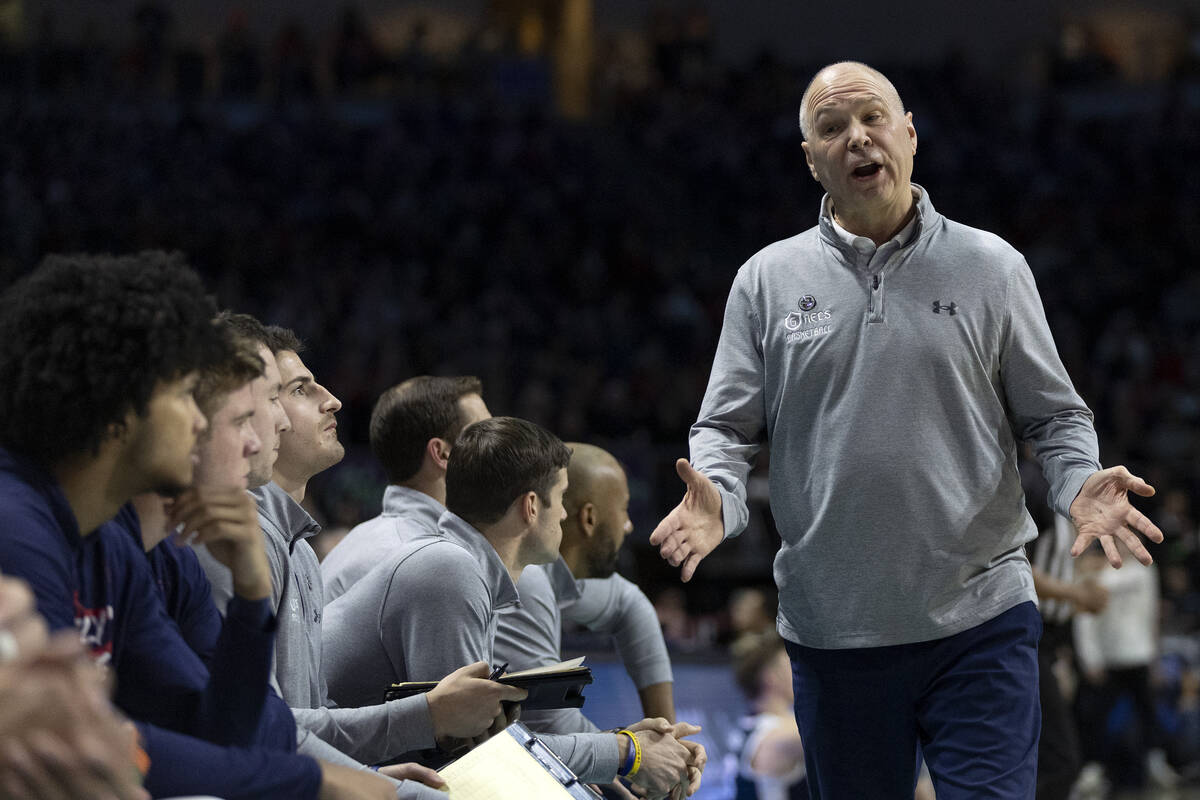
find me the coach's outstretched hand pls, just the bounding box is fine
[649,459,724,582]
[1068,466,1163,568]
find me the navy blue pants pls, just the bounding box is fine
[785,601,1041,799]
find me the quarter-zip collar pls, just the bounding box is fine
[436,511,520,610]
[544,556,582,608]
[252,481,321,547]
[380,485,444,538]
[818,183,939,269]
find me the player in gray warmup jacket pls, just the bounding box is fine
[322,376,490,602]
[197,324,521,798]
[650,61,1163,798]
[322,380,674,732]
[324,417,705,798]
[495,443,675,734]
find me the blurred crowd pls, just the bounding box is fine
[2,8,1200,787]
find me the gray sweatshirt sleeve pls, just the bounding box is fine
[382,544,493,680]
[291,694,435,765]
[999,261,1101,516]
[689,269,768,540]
[539,732,620,785]
[564,576,673,689]
[521,707,602,735]
[297,719,448,800]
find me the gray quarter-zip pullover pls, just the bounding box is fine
[693,186,1100,649]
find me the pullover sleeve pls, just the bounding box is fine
[522,707,602,735]
[381,545,492,681]
[164,543,223,664]
[199,595,279,746]
[999,261,1101,516]
[85,519,277,751]
[564,575,673,689]
[291,694,435,764]
[138,722,321,800]
[295,724,449,800]
[539,732,621,785]
[689,270,768,540]
[157,543,298,752]
[111,531,274,749]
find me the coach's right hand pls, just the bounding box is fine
[426,661,527,741]
[649,459,724,583]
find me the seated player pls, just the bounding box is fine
[0,251,403,800]
[324,416,706,797]
[194,325,524,781]
[322,375,490,601]
[495,442,675,733]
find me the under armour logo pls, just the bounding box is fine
[932,300,957,315]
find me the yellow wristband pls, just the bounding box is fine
[617,729,642,779]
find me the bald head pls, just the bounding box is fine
[799,61,905,141]
[562,443,632,579]
[565,443,622,510]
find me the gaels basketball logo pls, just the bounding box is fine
[784,295,833,342]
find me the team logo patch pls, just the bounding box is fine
[784,298,833,343]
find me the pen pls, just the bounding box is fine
[488,662,508,680]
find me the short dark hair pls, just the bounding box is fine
[194,330,264,422]
[215,310,270,350]
[370,376,483,484]
[262,324,303,355]
[446,417,571,528]
[0,251,223,467]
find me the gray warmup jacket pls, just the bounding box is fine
[495,558,673,734]
[321,485,444,603]
[322,511,621,783]
[694,186,1101,649]
[197,482,438,790]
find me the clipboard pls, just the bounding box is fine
[437,721,602,800]
[384,660,594,710]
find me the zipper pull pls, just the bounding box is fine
[872,275,880,290]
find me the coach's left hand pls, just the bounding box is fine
[1068,466,1163,568]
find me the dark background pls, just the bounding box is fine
[2,0,1198,651]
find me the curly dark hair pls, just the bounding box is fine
[0,251,224,468]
